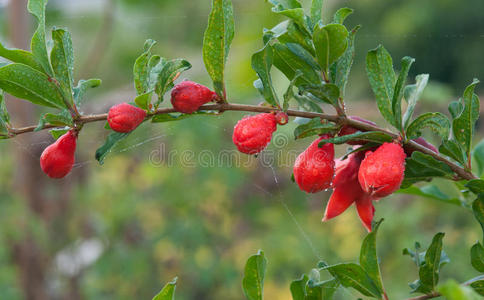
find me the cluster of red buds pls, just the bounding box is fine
[230,114,437,232]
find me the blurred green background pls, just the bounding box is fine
[0,0,483,299]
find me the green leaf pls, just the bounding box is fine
[148,55,162,72]
[359,219,384,294]
[410,233,446,294]
[0,90,9,136]
[152,59,192,106]
[440,140,467,166]
[286,43,320,71]
[406,112,450,140]
[306,279,339,300]
[151,111,217,123]
[470,280,484,296]
[0,63,65,109]
[133,39,157,95]
[242,250,267,300]
[474,139,484,177]
[466,179,484,195]
[49,128,69,140]
[453,79,480,156]
[449,100,463,119]
[294,94,323,113]
[294,118,337,140]
[471,242,484,272]
[28,0,53,76]
[290,274,308,300]
[35,110,73,131]
[438,280,481,300]
[366,45,396,127]
[321,263,381,297]
[397,185,462,206]
[134,92,152,110]
[403,241,450,270]
[330,25,360,99]
[341,143,380,160]
[0,90,9,123]
[283,71,302,111]
[313,23,349,72]
[310,0,323,26]
[403,242,424,267]
[265,21,314,55]
[95,132,130,165]
[203,0,234,99]
[0,42,43,72]
[51,28,75,107]
[252,46,279,107]
[300,83,340,106]
[333,8,354,24]
[392,56,415,131]
[403,74,429,128]
[272,7,310,35]
[267,0,301,9]
[152,277,177,300]
[472,195,484,242]
[320,131,393,146]
[272,43,321,86]
[73,79,102,107]
[402,152,454,188]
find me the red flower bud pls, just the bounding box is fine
[232,113,277,154]
[274,112,289,125]
[40,130,77,179]
[171,81,217,114]
[293,135,335,193]
[338,116,376,145]
[358,143,406,198]
[323,151,376,232]
[108,103,146,133]
[355,194,376,232]
[404,137,439,156]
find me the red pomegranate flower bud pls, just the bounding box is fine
[108,103,147,133]
[355,194,376,232]
[338,116,376,145]
[358,142,406,198]
[274,112,289,125]
[404,137,439,156]
[40,130,77,179]
[232,113,277,154]
[293,135,335,193]
[171,81,217,114]
[323,151,376,232]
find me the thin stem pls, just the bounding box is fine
[321,70,330,83]
[5,102,477,180]
[468,152,472,170]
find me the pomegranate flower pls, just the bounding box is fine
[323,151,376,232]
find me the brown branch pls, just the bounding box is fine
[5,103,477,181]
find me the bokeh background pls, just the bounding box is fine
[0,0,483,299]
